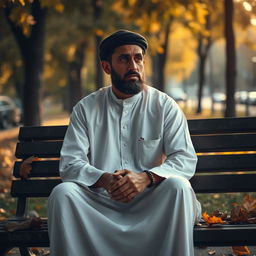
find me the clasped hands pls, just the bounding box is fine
[96,169,151,203]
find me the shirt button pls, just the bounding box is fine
[123,143,127,147]
[125,160,128,164]
[122,125,127,129]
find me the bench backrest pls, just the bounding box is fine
[11,117,256,216]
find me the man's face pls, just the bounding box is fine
[105,45,146,96]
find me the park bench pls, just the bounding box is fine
[1,116,256,255]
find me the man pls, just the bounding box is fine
[48,30,201,256]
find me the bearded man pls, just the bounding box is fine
[47,30,201,256]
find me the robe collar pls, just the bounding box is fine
[109,85,143,106]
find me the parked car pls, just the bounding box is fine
[248,91,256,105]
[235,91,256,105]
[168,88,188,102]
[235,91,248,104]
[212,92,226,103]
[0,95,21,129]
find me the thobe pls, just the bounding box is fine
[48,85,201,256]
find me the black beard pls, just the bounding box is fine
[111,68,143,95]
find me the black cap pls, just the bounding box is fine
[99,30,148,61]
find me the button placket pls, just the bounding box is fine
[120,103,131,168]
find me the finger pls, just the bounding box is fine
[110,187,133,201]
[113,170,127,177]
[110,182,131,197]
[108,176,128,193]
[113,191,137,203]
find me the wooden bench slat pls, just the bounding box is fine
[13,155,256,178]
[192,134,256,152]
[15,134,256,159]
[10,173,256,197]
[17,117,256,142]
[189,117,256,135]
[15,142,63,159]
[1,221,256,247]
[191,173,256,193]
[18,126,67,141]
[194,224,256,246]
[196,154,256,172]
[13,161,60,178]
[11,180,62,197]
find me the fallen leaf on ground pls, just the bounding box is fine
[208,249,216,255]
[232,246,250,255]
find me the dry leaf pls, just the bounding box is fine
[19,156,40,179]
[202,212,225,225]
[4,217,42,232]
[208,249,216,255]
[231,205,248,223]
[232,246,250,255]
[242,194,256,213]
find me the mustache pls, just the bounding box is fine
[124,70,140,79]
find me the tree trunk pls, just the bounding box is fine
[224,0,236,117]
[151,19,171,92]
[196,35,211,114]
[152,54,165,91]
[4,0,46,126]
[67,42,86,113]
[196,13,212,114]
[95,34,104,90]
[92,0,104,90]
[196,50,206,113]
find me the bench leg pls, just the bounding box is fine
[19,247,33,256]
[0,246,12,256]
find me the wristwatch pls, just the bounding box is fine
[143,170,155,187]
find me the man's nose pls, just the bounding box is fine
[129,58,138,70]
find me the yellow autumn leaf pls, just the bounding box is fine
[157,46,164,54]
[128,0,136,6]
[54,3,64,13]
[150,21,161,34]
[95,29,104,37]
[18,0,25,6]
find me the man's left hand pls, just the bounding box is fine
[107,169,151,203]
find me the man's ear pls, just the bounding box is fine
[101,61,111,74]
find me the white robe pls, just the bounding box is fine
[48,85,201,256]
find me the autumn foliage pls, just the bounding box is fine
[202,212,225,225]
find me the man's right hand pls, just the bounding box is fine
[92,173,122,192]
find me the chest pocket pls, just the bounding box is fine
[137,137,163,169]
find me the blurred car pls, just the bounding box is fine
[0,95,21,129]
[212,92,226,103]
[235,91,256,105]
[168,88,188,102]
[248,91,256,105]
[235,91,248,104]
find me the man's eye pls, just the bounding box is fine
[135,55,143,62]
[119,56,129,62]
